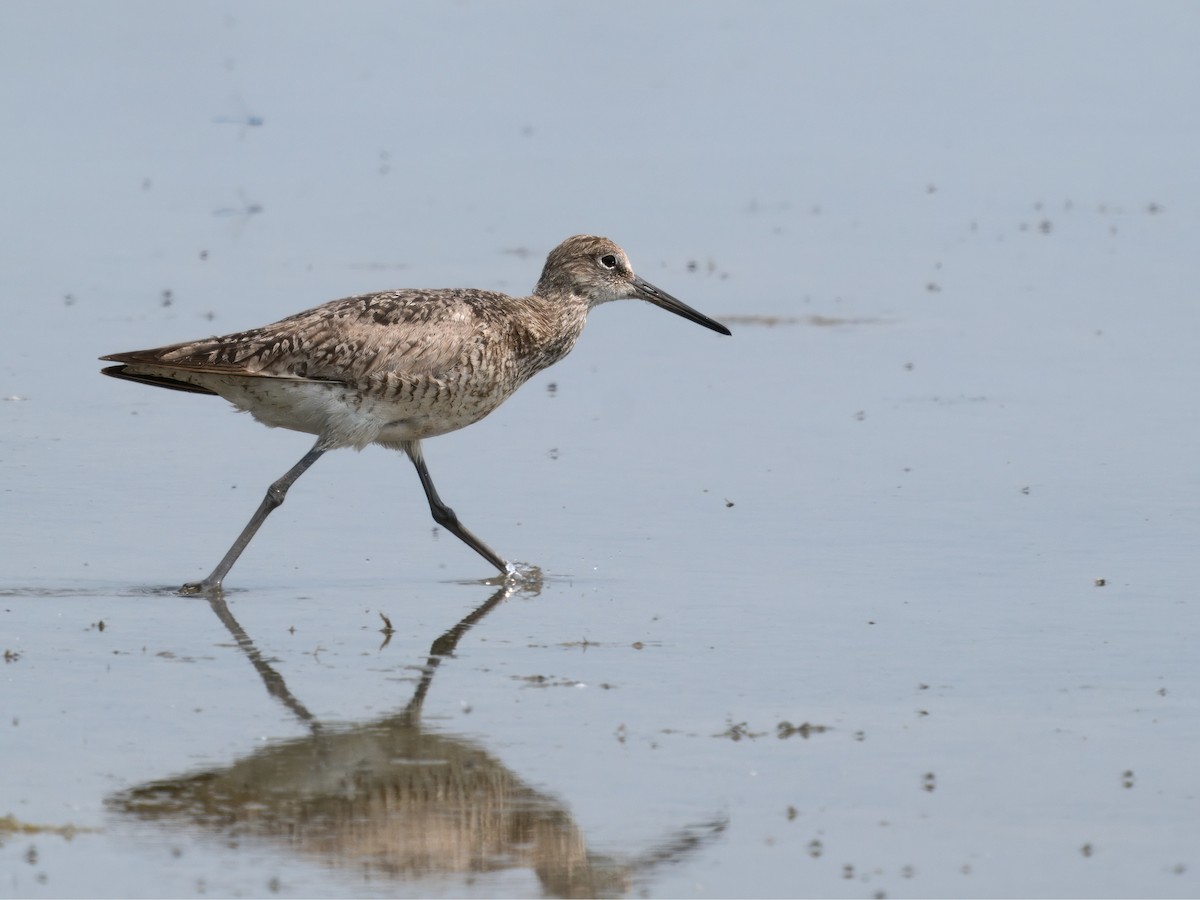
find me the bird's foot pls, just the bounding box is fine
[502,561,543,592]
[178,580,221,596]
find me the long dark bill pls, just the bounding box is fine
[632,275,732,336]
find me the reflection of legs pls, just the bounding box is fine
[401,580,518,717]
[204,593,319,728]
[181,442,326,594]
[404,439,508,573]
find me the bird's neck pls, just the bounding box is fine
[515,291,590,374]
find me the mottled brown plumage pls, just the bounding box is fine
[101,234,730,592]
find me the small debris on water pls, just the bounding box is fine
[716,721,762,741]
[777,721,828,739]
[0,815,98,838]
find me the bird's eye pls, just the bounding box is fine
[599,254,618,269]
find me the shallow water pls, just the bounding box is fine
[3,2,1200,897]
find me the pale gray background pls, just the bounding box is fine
[2,1,1198,897]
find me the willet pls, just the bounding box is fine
[101,234,730,593]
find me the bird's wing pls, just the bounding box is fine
[101,289,500,385]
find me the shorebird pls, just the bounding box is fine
[101,234,731,593]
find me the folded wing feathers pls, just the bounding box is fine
[102,290,493,385]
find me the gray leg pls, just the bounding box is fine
[404,440,508,573]
[181,443,326,594]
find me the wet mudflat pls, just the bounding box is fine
[3,3,1199,898]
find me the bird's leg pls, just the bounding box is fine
[404,440,509,574]
[180,442,326,595]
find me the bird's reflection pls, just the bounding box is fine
[107,583,724,897]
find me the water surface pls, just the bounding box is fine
[2,2,1199,897]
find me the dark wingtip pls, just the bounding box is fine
[100,364,216,395]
